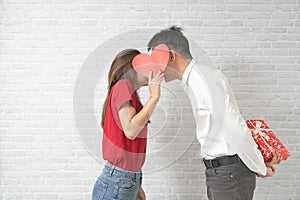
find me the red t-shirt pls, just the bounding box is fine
[102,79,147,172]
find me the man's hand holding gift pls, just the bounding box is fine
[257,151,282,178]
[266,151,282,167]
[245,119,290,178]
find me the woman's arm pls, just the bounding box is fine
[118,71,164,140]
[137,187,146,200]
[118,97,158,140]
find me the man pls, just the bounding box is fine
[147,26,281,200]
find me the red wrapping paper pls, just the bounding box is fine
[246,119,290,162]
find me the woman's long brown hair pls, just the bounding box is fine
[101,49,142,128]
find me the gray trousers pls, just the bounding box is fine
[205,159,256,200]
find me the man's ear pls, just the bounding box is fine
[169,51,176,63]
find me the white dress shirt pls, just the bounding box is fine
[181,59,267,175]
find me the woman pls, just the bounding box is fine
[92,49,164,200]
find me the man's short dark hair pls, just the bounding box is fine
[147,25,192,60]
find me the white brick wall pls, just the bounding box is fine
[1,0,300,199]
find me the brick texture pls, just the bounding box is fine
[1,0,299,199]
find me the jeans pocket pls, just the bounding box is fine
[117,177,139,200]
[118,178,136,191]
[92,178,108,200]
[213,168,235,179]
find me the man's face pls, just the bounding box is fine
[148,47,180,82]
[164,62,179,82]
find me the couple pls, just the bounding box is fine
[92,26,281,200]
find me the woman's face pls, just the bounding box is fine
[136,73,148,87]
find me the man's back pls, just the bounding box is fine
[181,60,266,175]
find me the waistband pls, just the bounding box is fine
[104,162,142,179]
[203,154,240,169]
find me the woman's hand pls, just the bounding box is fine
[148,70,164,102]
[137,187,146,200]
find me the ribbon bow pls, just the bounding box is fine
[248,120,274,152]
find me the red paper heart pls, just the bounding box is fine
[132,44,169,78]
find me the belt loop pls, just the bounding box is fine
[209,160,213,168]
[109,165,114,176]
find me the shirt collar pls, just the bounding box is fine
[181,59,195,86]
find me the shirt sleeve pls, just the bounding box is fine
[220,75,267,175]
[112,79,135,111]
[235,124,267,176]
[195,106,212,142]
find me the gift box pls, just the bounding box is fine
[245,119,290,162]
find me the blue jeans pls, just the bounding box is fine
[92,162,142,200]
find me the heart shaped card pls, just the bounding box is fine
[132,44,169,78]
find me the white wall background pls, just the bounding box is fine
[1,0,300,199]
